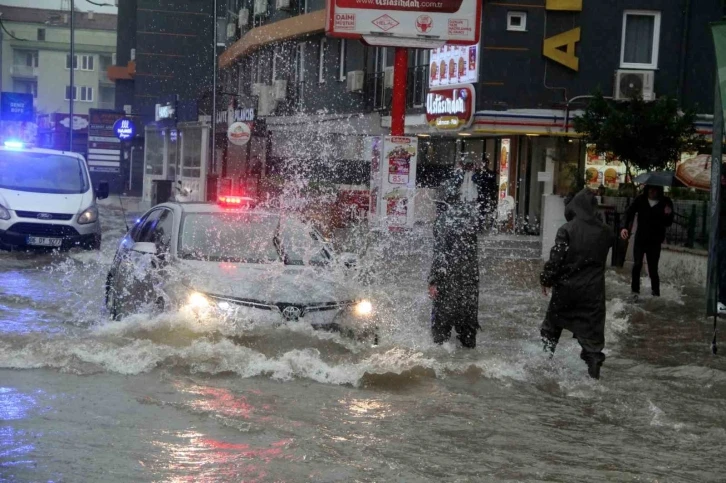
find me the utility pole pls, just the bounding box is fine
[211,0,218,174]
[69,0,74,152]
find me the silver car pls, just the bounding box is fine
[105,199,378,341]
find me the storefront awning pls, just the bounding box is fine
[219,10,326,69]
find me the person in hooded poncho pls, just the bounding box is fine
[428,165,482,348]
[540,188,615,379]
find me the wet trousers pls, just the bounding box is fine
[540,317,606,368]
[632,237,662,296]
[431,286,479,348]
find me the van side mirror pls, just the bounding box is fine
[131,241,157,255]
[96,181,110,200]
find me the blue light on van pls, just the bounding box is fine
[4,140,24,149]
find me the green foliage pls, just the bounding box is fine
[573,92,707,174]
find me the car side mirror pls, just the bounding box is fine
[96,181,110,200]
[131,241,157,255]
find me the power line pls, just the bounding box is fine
[0,17,29,41]
[84,0,115,7]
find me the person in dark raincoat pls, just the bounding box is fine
[428,164,481,348]
[540,188,615,379]
[621,185,674,298]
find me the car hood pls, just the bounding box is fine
[0,188,91,214]
[176,260,360,305]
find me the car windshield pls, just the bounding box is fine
[179,212,281,264]
[0,151,89,194]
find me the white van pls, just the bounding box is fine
[0,142,109,251]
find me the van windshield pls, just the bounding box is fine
[0,151,90,194]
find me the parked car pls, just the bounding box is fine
[0,141,108,251]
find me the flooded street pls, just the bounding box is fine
[2,202,726,482]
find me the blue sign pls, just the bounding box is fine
[113,118,136,140]
[1,92,34,122]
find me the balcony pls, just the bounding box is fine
[10,65,38,78]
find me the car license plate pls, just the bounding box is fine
[27,236,63,247]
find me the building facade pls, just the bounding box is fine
[0,7,117,117]
[109,0,221,198]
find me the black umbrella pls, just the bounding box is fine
[633,171,686,187]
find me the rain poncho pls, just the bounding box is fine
[540,189,615,374]
[428,169,481,347]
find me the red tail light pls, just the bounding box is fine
[218,196,244,205]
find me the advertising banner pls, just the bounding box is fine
[429,44,479,87]
[326,0,481,46]
[0,92,34,122]
[87,109,125,173]
[370,136,418,229]
[425,84,475,131]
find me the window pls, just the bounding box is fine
[338,39,347,81]
[37,28,45,41]
[26,51,39,67]
[216,17,227,46]
[66,54,78,70]
[318,38,327,84]
[81,55,94,71]
[13,80,37,98]
[65,86,77,100]
[507,11,527,32]
[80,86,94,102]
[99,54,113,71]
[620,10,661,69]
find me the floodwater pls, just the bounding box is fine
[1,201,725,482]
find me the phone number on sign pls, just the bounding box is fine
[336,0,461,13]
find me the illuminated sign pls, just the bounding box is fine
[113,118,136,140]
[425,84,475,131]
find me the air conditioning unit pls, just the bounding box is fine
[347,70,364,92]
[276,0,291,9]
[251,83,266,97]
[254,0,267,16]
[384,66,394,89]
[614,69,655,101]
[273,79,287,101]
[238,8,250,28]
[257,86,277,116]
[226,23,236,39]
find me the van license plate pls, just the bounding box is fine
[27,236,63,247]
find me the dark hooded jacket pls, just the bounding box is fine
[540,189,615,340]
[428,170,481,329]
[625,186,674,244]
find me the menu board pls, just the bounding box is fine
[498,139,510,200]
[584,144,629,189]
[369,136,418,230]
[429,44,479,87]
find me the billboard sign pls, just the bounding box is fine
[88,110,124,173]
[429,43,479,87]
[326,0,481,47]
[425,84,475,130]
[0,92,34,122]
[369,136,418,229]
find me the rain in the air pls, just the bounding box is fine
[1,0,726,481]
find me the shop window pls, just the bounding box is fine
[181,128,203,178]
[145,129,165,176]
[620,10,661,69]
[507,11,527,32]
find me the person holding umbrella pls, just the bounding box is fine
[621,184,675,299]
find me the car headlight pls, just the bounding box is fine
[187,292,210,310]
[354,299,373,317]
[0,205,9,221]
[77,206,99,224]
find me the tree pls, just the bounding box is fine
[574,91,706,181]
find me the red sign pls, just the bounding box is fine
[336,0,464,13]
[425,84,475,130]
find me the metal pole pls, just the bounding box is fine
[69,0,74,152]
[391,47,408,136]
[211,0,218,174]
